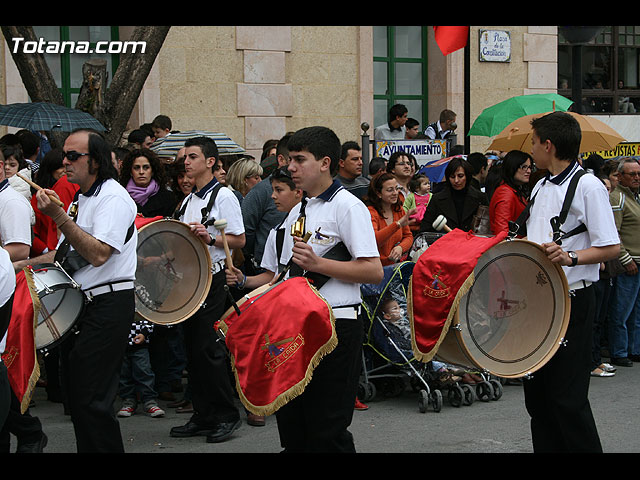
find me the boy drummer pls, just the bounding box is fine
[267,126,382,452]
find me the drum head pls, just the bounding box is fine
[135,219,212,325]
[444,239,570,378]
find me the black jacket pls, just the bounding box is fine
[420,185,487,233]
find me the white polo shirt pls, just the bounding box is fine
[0,247,16,355]
[0,179,32,248]
[177,179,244,266]
[57,178,138,291]
[526,161,619,286]
[277,180,380,308]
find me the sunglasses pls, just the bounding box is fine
[63,151,89,162]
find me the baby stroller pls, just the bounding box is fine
[360,261,446,413]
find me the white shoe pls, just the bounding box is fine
[144,404,165,418]
[600,362,617,373]
[118,404,136,417]
[591,368,615,377]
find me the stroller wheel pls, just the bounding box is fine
[461,384,476,406]
[476,381,495,402]
[489,379,503,400]
[418,390,428,413]
[358,381,376,402]
[430,389,443,413]
[447,384,464,408]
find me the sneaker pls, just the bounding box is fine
[144,403,165,418]
[354,397,369,410]
[600,362,617,373]
[118,402,136,417]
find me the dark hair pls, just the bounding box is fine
[405,118,419,130]
[128,129,150,145]
[365,172,402,218]
[409,173,428,193]
[287,126,341,174]
[439,109,456,123]
[184,136,219,169]
[466,152,488,175]
[530,112,581,162]
[71,128,118,182]
[151,114,172,131]
[34,147,64,190]
[270,165,296,190]
[340,140,361,160]
[261,139,278,161]
[444,156,473,190]
[369,156,387,176]
[500,150,532,201]
[583,153,605,176]
[386,151,410,174]
[16,130,40,158]
[0,144,26,170]
[388,104,408,123]
[120,148,167,188]
[276,132,293,161]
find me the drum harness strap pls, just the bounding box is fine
[55,187,136,283]
[283,194,353,290]
[508,169,587,245]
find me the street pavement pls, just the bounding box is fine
[10,358,640,454]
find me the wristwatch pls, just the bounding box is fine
[208,233,216,246]
[567,251,578,267]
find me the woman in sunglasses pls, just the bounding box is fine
[488,150,533,235]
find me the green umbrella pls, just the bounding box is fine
[468,93,573,137]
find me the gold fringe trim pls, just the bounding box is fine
[409,271,475,363]
[19,268,42,414]
[225,279,339,417]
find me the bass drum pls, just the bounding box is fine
[135,219,212,325]
[435,239,571,378]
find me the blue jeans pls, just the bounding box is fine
[119,346,158,404]
[608,271,640,358]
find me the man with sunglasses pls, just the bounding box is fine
[607,158,640,368]
[13,128,138,452]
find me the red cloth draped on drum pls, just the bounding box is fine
[0,269,41,413]
[216,277,337,416]
[408,229,507,362]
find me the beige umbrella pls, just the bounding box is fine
[488,111,626,154]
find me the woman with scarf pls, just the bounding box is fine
[120,148,175,218]
[419,156,487,234]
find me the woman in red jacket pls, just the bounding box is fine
[488,150,532,235]
[365,172,416,266]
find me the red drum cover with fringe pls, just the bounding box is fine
[409,229,507,362]
[217,276,336,416]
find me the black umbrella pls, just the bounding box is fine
[0,102,106,132]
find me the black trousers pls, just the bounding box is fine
[67,289,133,453]
[275,315,363,453]
[0,363,10,440]
[182,270,239,426]
[523,285,603,453]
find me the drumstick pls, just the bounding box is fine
[432,214,452,233]
[213,219,234,271]
[16,172,65,207]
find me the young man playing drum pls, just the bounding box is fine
[269,126,382,453]
[169,136,245,444]
[525,112,619,453]
[14,128,138,453]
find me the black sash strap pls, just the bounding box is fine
[173,183,224,227]
[508,169,587,245]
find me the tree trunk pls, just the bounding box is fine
[1,25,171,148]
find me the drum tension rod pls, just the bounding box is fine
[223,285,241,316]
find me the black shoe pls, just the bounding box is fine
[170,421,214,438]
[16,433,48,453]
[629,354,640,362]
[612,357,633,367]
[205,419,241,443]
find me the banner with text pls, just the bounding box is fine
[582,142,640,160]
[375,139,447,167]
